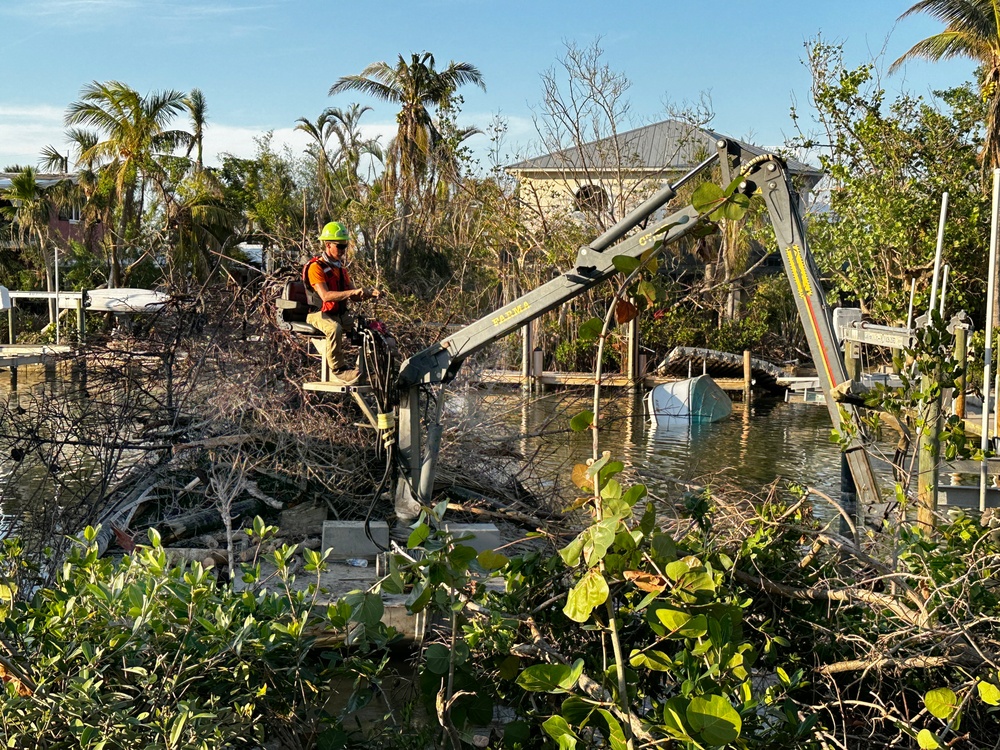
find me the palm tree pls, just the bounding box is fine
[329,52,485,274]
[0,167,58,321]
[184,88,208,171]
[64,80,188,286]
[295,109,339,218]
[892,1,1000,171]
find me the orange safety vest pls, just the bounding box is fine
[303,256,353,314]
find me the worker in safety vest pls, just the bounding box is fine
[304,222,381,384]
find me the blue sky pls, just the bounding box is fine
[0,0,978,172]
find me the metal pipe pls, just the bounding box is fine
[54,245,60,345]
[907,278,916,330]
[929,192,949,318]
[982,172,1000,512]
[587,152,719,254]
[939,264,950,317]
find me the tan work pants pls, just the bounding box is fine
[306,310,355,373]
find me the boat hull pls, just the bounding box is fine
[646,374,733,424]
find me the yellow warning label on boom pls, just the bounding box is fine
[786,245,812,298]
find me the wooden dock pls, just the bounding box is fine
[0,344,72,368]
[478,369,749,392]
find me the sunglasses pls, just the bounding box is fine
[331,241,348,249]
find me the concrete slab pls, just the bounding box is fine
[322,520,390,560]
[444,523,501,553]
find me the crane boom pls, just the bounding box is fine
[393,140,880,519]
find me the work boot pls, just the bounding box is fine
[330,368,360,385]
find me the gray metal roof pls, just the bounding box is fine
[506,120,820,180]
[0,172,76,190]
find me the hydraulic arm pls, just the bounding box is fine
[393,140,880,520]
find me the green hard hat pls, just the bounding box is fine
[319,221,349,242]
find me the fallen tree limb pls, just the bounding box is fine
[733,569,925,629]
[513,617,655,744]
[816,653,983,675]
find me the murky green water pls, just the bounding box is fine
[455,389,897,509]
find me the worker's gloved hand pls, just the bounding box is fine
[370,288,382,299]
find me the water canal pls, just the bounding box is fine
[455,388,899,515]
[1,364,901,536]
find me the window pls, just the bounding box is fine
[57,202,82,224]
[574,184,609,215]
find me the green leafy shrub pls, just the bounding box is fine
[0,520,395,748]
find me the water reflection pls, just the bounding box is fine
[471,389,896,504]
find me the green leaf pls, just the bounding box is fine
[542,715,578,750]
[424,643,451,675]
[405,582,432,613]
[692,182,725,214]
[686,694,742,745]
[655,607,708,638]
[559,536,585,568]
[662,696,691,739]
[622,484,647,509]
[169,710,188,747]
[595,710,628,750]
[570,410,594,432]
[561,696,597,725]
[612,255,641,275]
[345,591,384,628]
[407,523,430,549]
[147,527,161,548]
[477,549,509,571]
[581,519,618,567]
[636,279,658,304]
[917,729,941,749]
[516,659,584,693]
[925,688,958,720]
[563,569,609,623]
[978,680,1000,706]
[629,648,674,671]
[579,317,604,341]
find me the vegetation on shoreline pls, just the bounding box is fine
[4,12,1000,746]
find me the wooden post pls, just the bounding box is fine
[627,310,641,391]
[843,340,862,530]
[955,326,967,419]
[532,347,544,394]
[521,321,532,393]
[8,306,14,346]
[742,350,752,404]
[917,365,942,529]
[77,299,85,345]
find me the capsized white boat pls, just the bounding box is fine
[86,288,171,313]
[646,374,733,425]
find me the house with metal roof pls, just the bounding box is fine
[505,119,821,222]
[0,172,92,249]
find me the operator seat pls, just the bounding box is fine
[276,279,322,336]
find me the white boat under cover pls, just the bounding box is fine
[646,374,733,425]
[86,288,170,313]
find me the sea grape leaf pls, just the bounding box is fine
[615,299,638,325]
[978,680,1000,706]
[595,710,628,750]
[917,729,941,749]
[571,463,593,491]
[579,317,604,340]
[517,659,584,693]
[563,569,609,623]
[925,688,958,720]
[612,255,640,274]
[570,410,594,432]
[542,716,578,750]
[424,643,451,675]
[686,694,742,745]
